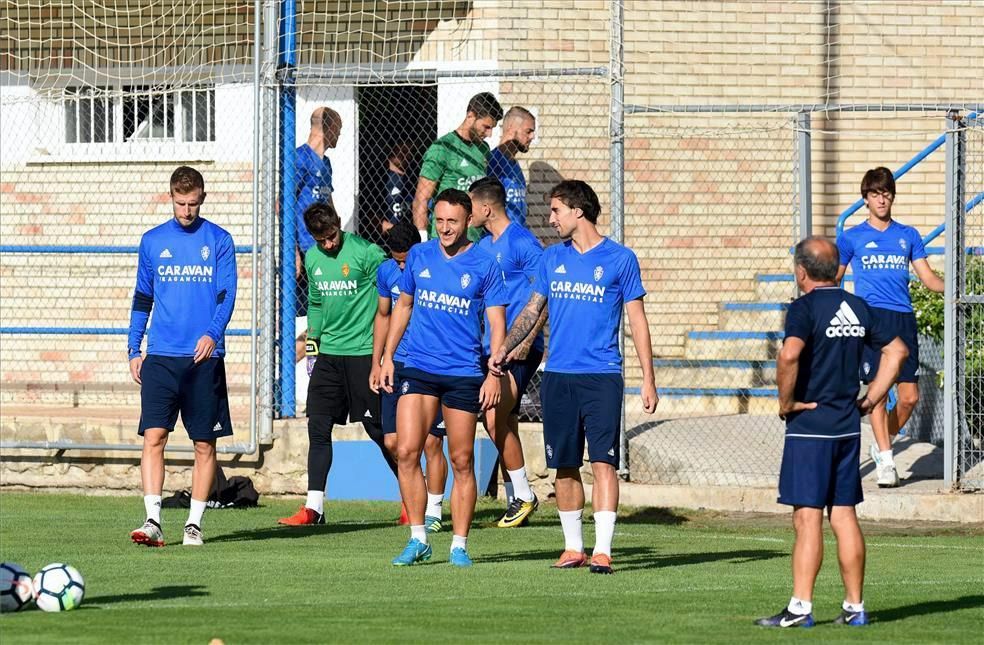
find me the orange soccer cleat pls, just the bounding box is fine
[277,506,325,526]
[551,550,587,569]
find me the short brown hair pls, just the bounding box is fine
[550,180,601,224]
[170,166,205,194]
[860,166,895,199]
[303,202,341,238]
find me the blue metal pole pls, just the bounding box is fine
[277,0,298,417]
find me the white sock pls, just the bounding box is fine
[504,481,515,503]
[451,535,467,553]
[144,495,162,524]
[305,490,324,514]
[592,510,617,557]
[410,525,427,544]
[787,597,813,615]
[426,493,443,518]
[186,498,206,528]
[879,450,895,467]
[843,600,864,613]
[507,467,533,502]
[558,509,584,553]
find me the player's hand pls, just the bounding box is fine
[129,356,143,384]
[488,349,508,377]
[641,380,659,414]
[856,396,875,416]
[369,363,382,393]
[193,335,216,364]
[778,400,817,418]
[305,338,319,377]
[380,358,396,394]
[505,343,530,363]
[479,373,501,411]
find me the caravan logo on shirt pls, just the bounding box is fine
[549,280,606,303]
[417,289,471,315]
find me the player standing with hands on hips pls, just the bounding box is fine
[127,166,237,547]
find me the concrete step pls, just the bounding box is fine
[719,302,788,331]
[755,273,856,300]
[683,330,783,361]
[653,358,776,388]
[627,385,777,416]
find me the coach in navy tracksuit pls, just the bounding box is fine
[756,236,907,629]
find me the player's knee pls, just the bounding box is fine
[192,440,216,458]
[897,389,919,410]
[395,443,421,465]
[307,416,334,446]
[448,451,474,475]
[143,429,168,450]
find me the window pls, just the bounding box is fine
[63,86,215,144]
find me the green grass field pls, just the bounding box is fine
[0,493,981,643]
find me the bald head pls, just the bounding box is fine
[311,107,342,148]
[794,236,839,282]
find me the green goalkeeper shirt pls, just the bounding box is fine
[421,131,489,242]
[305,232,386,355]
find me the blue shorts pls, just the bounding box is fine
[541,371,623,468]
[861,308,919,383]
[400,367,484,415]
[382,361,445,437]
[139,355,233,441]
[481,350,544,415]
[778,436,863,508]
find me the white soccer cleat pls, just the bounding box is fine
[876,463,900,488]
[130,519,165,547]
[182,523,204,546]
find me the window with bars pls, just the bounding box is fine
[64,86,215,144]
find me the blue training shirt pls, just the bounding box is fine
[782,287,894,439]
[128,217,237,359]
[488,148,528,228]
[376,258,410,362]
[837,220,927,313]
[533,238,646,374]
[477,222,544,355]
[399,240,508,377]
[384,169,413,226]
[295,143,334,252]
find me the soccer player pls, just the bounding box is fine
[296,107,342,254]
[381,189,508,567]
[835,167,944,487]
[490,180,659,574]
[278,202,398,526]
[488,106,536,228]
[412,92,503,243]
[369,220,449,528]
[469,176,545,527]
[756,236,907,628]
[380,142,414,236]
[127,166,237,547]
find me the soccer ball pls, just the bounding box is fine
[33,563,85,612]
[0,562,35,612]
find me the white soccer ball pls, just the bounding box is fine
[0,562,35,612]
[33,563,85,612]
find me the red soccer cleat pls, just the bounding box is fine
[551,550,587,569]
[277,506,325,526]
[397,503,410,525]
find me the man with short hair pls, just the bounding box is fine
[469,176,545,527]
[296,107,342,254]
[278,202,398,526]
[127,165,238,547]
[488,106,536,228]
[380,142,414,236]
[382,189,508,567]
[836,167,944,487]
[490,180,659,574]
[756,236,908,628]
[412,92,503,243]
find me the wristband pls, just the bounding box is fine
[305,339,319,357]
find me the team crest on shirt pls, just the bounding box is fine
[401,380,410,394]
[460,273,471,289]
[496,252,502,264]
[863,362,871,375]
[201,246,210,261]
[545,444,553,459]
[593,266,604,282]
[342,263,350,277]
[899,238,907,250]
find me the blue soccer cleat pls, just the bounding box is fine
[424,515,442,533]
[833,609,869,626]
[754,608,815,628]
[391,538,432,566]
[449,547,473,568]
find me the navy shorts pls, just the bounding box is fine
[307,354,381,425]
[382,361,445,437]
[778,436,863,508]
[399,367,484,415]
[482,350,544,415]
[861,308,919,383]
[139,355,233,441]
[541,371,623,468]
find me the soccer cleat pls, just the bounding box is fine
[397,503,410,526]
[497,493,539,528]
[182,523,204,546]
[391,538,432,566]
[833,609,869,626]
[277,506,325,526]
[424,515,442,533]
[754,608,815,628]
[130,519,165,547]
[551,550,587,569]
[449,547,473,568]
[876,463,900,488]
[589,553,614,574]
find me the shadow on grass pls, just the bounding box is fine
[478,546,784,571]
[86,585,209,607]
[207,521,395,543]
[618,507,690,526]
[872,595,984,624]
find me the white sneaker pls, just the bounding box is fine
[876,463,900,488]
[130,519,165,547]
[182,523,204,546]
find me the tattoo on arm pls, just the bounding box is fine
[503,294,546,355]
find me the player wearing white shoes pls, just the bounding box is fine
[381,189,508,567]
[127,166,237,547]
[490,180,659,574]
[836,167,944,487]
[469,176,545,527]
